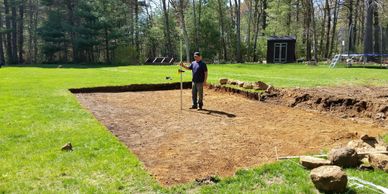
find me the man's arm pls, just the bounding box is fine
[179,62,191,70]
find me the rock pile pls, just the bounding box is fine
[218,78,275,93]
[298,134,388,192]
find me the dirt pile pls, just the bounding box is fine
[272,87,388,124]
[210,84,388,126]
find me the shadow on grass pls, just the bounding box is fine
[4,63,170,69]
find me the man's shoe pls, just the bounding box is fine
[190,105,197,109]
[197,106,203,110]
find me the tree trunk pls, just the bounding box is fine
[373,8,379,54]
[296,0,300,22]
[105,27,110,64]
[18,0,25,63]
[162,0,173,57]
[261,0,267,35]
[353,0,360,50]
[4,0,13,64]
[171,0,190,62]
[198,0,202,50]
[135,0,140,62]
[329,0,339,57]
[229,0,234,27]
[304,0,312,61]
[319,3,327,58]
[67,0,77,63]
[311,0,318,63]
[11,0,18,64]
[234,0,242,62]
[33,1,38,63]
[27,0,33,64]
[217,0,227,61]
[363,0,373,55]
[347,0,354,53]
[324,0,331,58]
[253,0,263,62]
[246,0,252,61]
[192,0,199,51]
[0,3,5,61]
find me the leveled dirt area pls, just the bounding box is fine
[75,89,387,185]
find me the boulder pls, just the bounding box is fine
[369,154,388,172]
[254,81,269,90]
[228,80,238,85]
[300,156,331,169]
[360,134,378,142]
[328,147,359,168]
[237,81,245,87]
[266,85,275,93]
[219,78,228,85]
[347,135,388,154]
[310,165,348,193]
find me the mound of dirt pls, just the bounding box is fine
[211,85,388,126]
[271,87,388,125]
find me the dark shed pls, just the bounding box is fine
[267,36,296,63]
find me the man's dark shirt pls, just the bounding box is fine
[188,60,207,83]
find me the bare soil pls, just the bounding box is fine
[266,86,388,126]
[75,88,387,185]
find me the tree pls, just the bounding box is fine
[217,0,227,61]
[170,0,190,62]
[161,0,173,57]
[18,0,25,63]
[234,0,242,62]
[0,2,5,61]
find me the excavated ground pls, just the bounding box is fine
[75,86,388,185]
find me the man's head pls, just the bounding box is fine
[194,52,202,62]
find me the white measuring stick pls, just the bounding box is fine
[349,176,388,194]
[180,33,183,111]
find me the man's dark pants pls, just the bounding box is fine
[192,82,204,107]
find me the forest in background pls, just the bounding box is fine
[0,0,387,65]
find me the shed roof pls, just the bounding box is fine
[267,36,296,41]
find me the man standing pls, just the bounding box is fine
[180,52,208,110]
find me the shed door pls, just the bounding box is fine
[274,43,287,63]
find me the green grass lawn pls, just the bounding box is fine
[1,63,388,193]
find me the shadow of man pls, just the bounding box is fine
[200,109,236,118]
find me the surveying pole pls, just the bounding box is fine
[179,34,183,111]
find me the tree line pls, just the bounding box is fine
[0,0,387,65]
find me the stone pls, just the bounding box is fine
[219,78,228,85]
[266,85,275,93]
[228,80,237,85]
[61,142,73,151]
[360,134,378,142]
[237,81,245,87]
[369,154,388,172]
[347,140,375,153]
[300,156,331,169]
[243,82,253,89]
[358,163,374,171]
[310,165,348,193]
[328,147,359,168]
[254,81,269,90]
[375,112,386,120]
[348,135,388,154]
